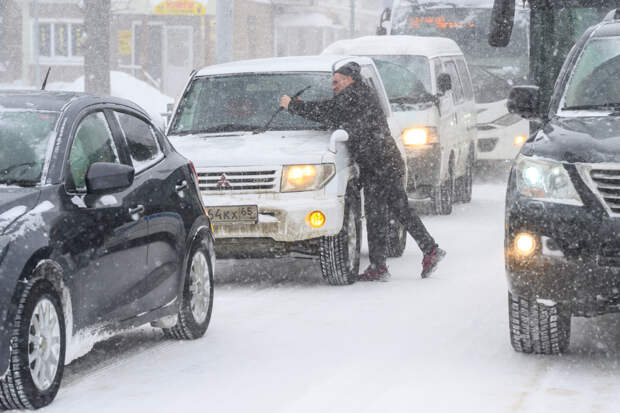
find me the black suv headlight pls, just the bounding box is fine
[515,154,583,206]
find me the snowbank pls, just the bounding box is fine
[0,71,173,128]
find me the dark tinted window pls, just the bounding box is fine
[115,112,162,171]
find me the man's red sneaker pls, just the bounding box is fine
[421,246,446,278]
[358,264,391,282]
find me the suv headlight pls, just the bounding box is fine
[281,164,336,192]
[402,127,438,146]
[515,155,583,205]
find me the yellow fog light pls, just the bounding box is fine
[307,211,326,228]
[514,135,527,146]
[515,233,536,255]
[402,127,438,146]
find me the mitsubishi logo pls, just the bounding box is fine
[216,174,232,189]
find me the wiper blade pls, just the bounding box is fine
[173,125,260,135]
[0,179,37,187]
[391,94,435,105]
[562,103,620,111]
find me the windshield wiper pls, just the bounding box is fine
[173,124,260,135]
[391,94,435,105]
[562,103,620,111]
[0,179,37,187]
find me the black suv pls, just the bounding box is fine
[0,91,214,409]
[505,11,620,355]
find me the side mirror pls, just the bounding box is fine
[86,162,135,194]
[376,8,391,36]
[489,0,515,47]
[437,73,452,95]
[329,129,349,153]
[507,86,540,119]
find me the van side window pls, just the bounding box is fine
[455,59,474,101]
[444,60,464,103]
[433,59,443,91]
[361,64,391,117]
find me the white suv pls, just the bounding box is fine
[167,56,407,285]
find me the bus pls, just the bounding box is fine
[378,0,531,164]
[489,0,620,111]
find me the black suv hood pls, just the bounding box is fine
[523,116,620,163]
[0,187,41,234]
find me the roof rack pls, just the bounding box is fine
[603,8,620,21]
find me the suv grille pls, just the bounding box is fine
[589,168,620,214]
[197,168,279,193]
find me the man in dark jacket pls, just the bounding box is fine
[280,62,446,281]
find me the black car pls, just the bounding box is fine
[0,91,215,409]
[505,10,620,355]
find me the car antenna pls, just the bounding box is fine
[41,67,51,91]
[253,85,312,134]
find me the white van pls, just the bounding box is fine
[323,35,477,214]
[166,56,409,285]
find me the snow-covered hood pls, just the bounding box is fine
[523,116,620,163]
[168,130,332,167]
[0,187,40,234]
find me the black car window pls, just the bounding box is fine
[69,112,120,190]
[115,112,163,172]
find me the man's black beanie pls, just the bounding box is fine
[335,62,362,80]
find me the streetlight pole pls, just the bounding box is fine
[33,0,40,86]
[216,0,233,64]
[350,0,356,37]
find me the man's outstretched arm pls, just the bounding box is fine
[280,95,339,127]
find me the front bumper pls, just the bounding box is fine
[404,144,441,195]
[505,190,620,316]
[204,192,345,243]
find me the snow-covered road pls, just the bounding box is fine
[42,182,620,413]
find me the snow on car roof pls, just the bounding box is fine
[322,35,463,59]
[195,55,375,76]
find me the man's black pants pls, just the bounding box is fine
[364,178,436,267]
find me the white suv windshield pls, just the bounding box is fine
[563,37,620,110]
[170,73,333,135]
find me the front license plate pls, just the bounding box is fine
[206,205,258,224]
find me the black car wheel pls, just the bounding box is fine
[508,292,571,355]
[320,188,361,285]
[457,150,474,203]
[0,281,65,410]
[386,214,407,257]
[164,237,214,340]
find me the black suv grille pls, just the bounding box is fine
[590,169,620,214]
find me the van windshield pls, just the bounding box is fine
[169,73,333,135]
[368,55,432,104]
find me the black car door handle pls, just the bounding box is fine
[176,181,188,192]
[128,205,145,216]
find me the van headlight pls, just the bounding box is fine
[281,164,336,192]
[402,127,438,146]
[515,155,583,205]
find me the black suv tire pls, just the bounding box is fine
[508,292,571,355]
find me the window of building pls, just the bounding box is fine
[34,21,85,63]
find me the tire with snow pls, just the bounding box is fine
[456,149,474,204]
[164,236,214,340]
[508,292,571,355]
[386,213,406,257]
[0,280,66,410]
[432,167,454,215]
[319,188,361,286]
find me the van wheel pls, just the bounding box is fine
[320,189,361,285]
[163,236,214,340]
[508,292,571,355]
[456,151,474,203]
[386,214,406,257]
[432,169,453,215]
[0,281,66,410]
